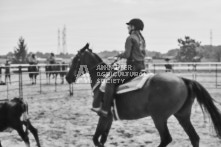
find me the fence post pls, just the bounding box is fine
[39,66,42,93]
[55,74,57,92]
[6,76,9,99]
[192,64,197,80]
[215,64,217,88]
[18,66,23,98]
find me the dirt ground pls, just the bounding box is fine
[0,74,221,147]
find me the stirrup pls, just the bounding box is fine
[91,107,101,113]
[98,110,108,117]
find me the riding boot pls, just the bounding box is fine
[99,82,115,117]
[91,89,103,113]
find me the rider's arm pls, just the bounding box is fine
[118,36,133,59]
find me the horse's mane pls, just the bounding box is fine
[91,52,103,63]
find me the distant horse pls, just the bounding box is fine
[0,97,41,147]
[60,62,68,84]
[45,63,62,84]
[66,43,221,147]
[164,64,173,72]
[28,64,39,84]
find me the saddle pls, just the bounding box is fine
[99,72,154,94]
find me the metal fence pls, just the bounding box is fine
[0,64,73,100]
[0,62,220,100]
[149,62,221,88]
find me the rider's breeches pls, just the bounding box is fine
[102,69,140,112]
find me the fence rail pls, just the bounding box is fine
[0,63,73,100]
[0,62,220,100]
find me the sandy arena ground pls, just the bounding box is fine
[0,73,221,147]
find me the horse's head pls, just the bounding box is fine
[10,97,27,113]
[66,43,103,84]
[11,97,24,104]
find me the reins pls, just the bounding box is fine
[91,58,120,92]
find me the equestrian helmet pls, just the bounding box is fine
[126,18,144,31]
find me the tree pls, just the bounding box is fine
[14,37,28,63]
[213,46,221,62]
[176,36,201,62]
[166,48,179,56]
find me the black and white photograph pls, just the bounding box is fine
[0,0,221,146]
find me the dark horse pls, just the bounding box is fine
[28,64,39,84]
[66,43,221,147]
[0,97,41,147]
[45,63,60,84]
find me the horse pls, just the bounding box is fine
[65,43,221,147]
[45,63,60,84]
[0,97,41,147]
[164,64,173,72]
[28,64,39,84]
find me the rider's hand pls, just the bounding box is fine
[115,53,122,59]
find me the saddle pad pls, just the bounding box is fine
[100,72,154,94]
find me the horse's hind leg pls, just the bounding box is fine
[175,109,199,147]
[152,117,172,147]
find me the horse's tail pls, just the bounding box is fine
[182,77,221,139]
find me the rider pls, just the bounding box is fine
[28,54,38,65]
[92,18,146,117]
[5,60,11,84]
[48,53,56,64]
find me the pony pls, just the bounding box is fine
[0,97,41,147]
[66,43,221,147]
[28,64,39,84]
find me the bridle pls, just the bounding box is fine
[70,49,120,86]
[73,51,105,72]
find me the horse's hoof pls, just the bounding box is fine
[96,143,104,147]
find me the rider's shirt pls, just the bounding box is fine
[48,56,56,64]
[120,30,146,62]
[29,57,38,64]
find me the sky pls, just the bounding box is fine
[0,0,221,55]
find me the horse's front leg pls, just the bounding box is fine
[100,114,113,145]
[23,119,41,147]
[15,124,30,147]
[93,114,113,147]
[35,75,37,84]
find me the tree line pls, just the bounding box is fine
[2,36,221,63]
[3,37,74,64]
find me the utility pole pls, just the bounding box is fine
[57,29,61,54]
[210,29,213,46]
[62,25,67,54]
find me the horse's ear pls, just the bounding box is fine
[81,43,89,52]
[85,43,89,49]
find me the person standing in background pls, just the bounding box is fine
[5,60,11,84]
